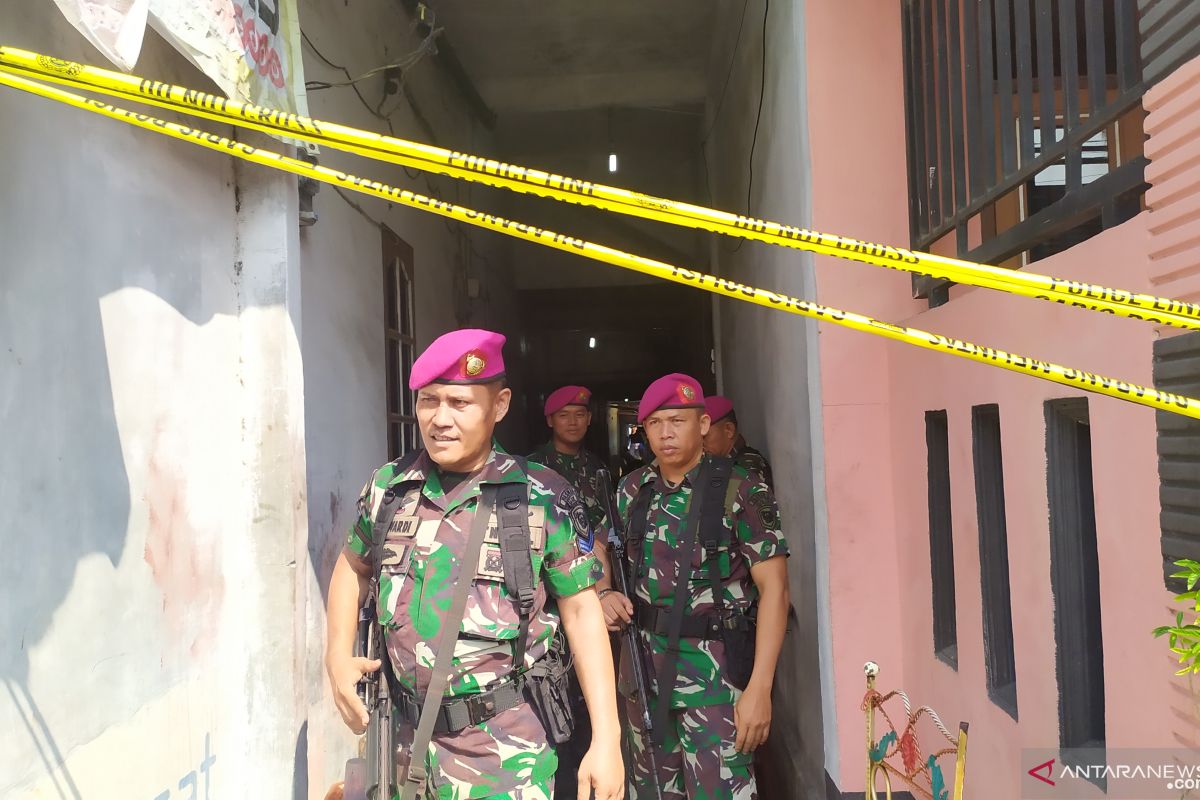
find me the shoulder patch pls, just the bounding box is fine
[559,485,594,553]
[748,490,779,528]
[559,486,581,509]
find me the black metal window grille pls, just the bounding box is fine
[1045,398,1106,788]
[901,0,1149,303]
[972,404,1018,719]
[926,410,959,668]
[383,227,418,460]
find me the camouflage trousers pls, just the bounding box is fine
[392,782,552,800]
[624,697,757,800]
[395,703,557,799]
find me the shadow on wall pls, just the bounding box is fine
[1,235,136,799]
[0,79,247,795]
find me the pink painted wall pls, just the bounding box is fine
[806,4,1200,795]
[803,0,923,787]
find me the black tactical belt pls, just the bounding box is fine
[637,604,728,640]
[394,675,531,734]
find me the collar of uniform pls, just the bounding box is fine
[381,450,433,488]
[421,445,528,514]
[540,440,585,463]
[646,454,707,494]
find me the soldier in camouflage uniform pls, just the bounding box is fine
[527,385,612,800]
[528,385,609,535]
[701,396,774,490]
[325,329,624,800]
[601,374,791,800]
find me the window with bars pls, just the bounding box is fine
[900,0,1149,304]
[383,227,417,461]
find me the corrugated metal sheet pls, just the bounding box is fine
[1139,0,1200,86]
[1154,331,1200,587]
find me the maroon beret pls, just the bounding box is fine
[637,373,705,422]
[545,385,591,416]
[704,395,735,423]
[409,328,506,390]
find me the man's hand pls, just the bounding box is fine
[577,739,625,800]
[600,590,634,631]
[327,654,381,735]
[733,683,772,753]
[559,589,623,798]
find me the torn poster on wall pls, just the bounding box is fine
[48,0,308,115]
[48,0,149,71]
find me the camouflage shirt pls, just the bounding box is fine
[344,448,602,798]
[616,455,787,709]
[527,442,609,535]
[731,442,773,490]
[345,447,602,697]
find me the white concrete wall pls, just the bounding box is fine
[294,1,512,794]
[702,0,830,796]
[0,7,308,798]
[0,2,505,797]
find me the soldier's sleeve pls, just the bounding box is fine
[541,478,603,598]
[343,476,377,569]
[733,474,789,566]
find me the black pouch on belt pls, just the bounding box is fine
[696,458,759,692]
[525,631,576,744]
[721,609,757,691]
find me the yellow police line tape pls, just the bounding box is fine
[2,66,1197,420]
[2,45,1199,332]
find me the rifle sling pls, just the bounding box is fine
[649,461,712,747]
[400,484,498,800]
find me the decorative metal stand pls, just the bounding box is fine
[862,661,968,800]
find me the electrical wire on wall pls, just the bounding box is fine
[730,0,769,253]
[699,0,769,254]
[301,13,494,324]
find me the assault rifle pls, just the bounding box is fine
[596,469,664,800]
[343,598,395,800]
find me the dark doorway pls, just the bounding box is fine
[512,282,714,461]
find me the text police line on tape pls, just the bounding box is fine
[0,66,1196,420]
[3,45,1199,332]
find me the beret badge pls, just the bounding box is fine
[464,351,486,377]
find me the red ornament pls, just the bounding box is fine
[899,728,920,774]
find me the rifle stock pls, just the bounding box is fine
[596,469,664,800]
